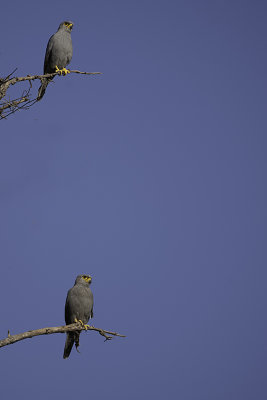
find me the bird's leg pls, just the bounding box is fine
[55,66,70,75]
[55,65,63,75]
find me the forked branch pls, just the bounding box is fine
[0,69,102,120]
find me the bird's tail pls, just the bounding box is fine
[37,78,50,101]
[63,332,80,359]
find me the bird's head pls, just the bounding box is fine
[59,21,74,32]
[75,274,92,285]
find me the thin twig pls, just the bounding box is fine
[3,68,18,82]
[0,322,125,348]
[0,97,29,111]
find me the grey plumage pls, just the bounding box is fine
[37,21,74,101]
[63,275,94,359]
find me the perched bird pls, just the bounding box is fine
[37,21,74,101]
[63,274,94,359]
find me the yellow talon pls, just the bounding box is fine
[62,67,70,75]
[55,66,70,75]
[55,66,61,74]
[74,318,90,330]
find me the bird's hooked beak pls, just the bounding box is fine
[82,275,92,284]
[64,22,73,31]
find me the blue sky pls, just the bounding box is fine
[1,1,267,399]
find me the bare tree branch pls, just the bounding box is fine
[0,322,125,348]
[0,69,102,120]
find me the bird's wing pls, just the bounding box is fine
[43,34,55,73]
[82,288,94,322]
